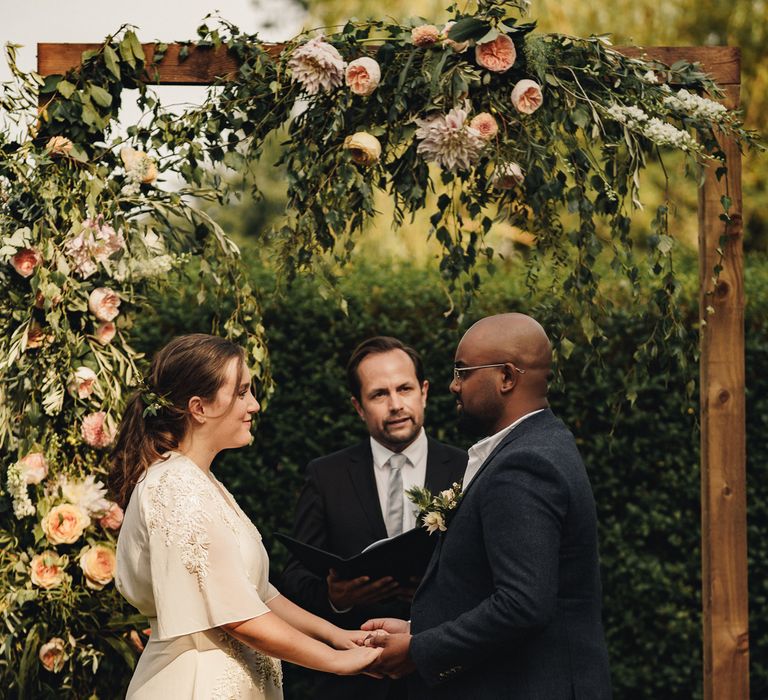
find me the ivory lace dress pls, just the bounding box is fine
[116,453,283,699]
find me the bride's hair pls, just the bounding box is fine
[109,333,245,508]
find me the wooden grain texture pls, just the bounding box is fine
[37,42,740,85]
[698,81,749,700]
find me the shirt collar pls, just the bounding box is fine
[371,427,427,470]
[467,409,546,463]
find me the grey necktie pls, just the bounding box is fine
[384,453,407,537]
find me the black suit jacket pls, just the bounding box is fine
[409,410,612,700]
[280,436,467,700]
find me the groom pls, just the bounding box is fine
[362,313,612,699]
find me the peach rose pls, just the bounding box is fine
[94,321,116,345]
[11,248,42,278]
[475,34,516,73]
[99,501,124,530]
[343,132,382,166]
[442,21,469,53]
[492,162,525,189]
[39,637,68,673]
[511,79,544,114]
[18,452,49,485]
[470,112,499,140]
[46,136,73,156]
[26,322,53,349]
[68,366,98,400]
[79,543,117,590]
[412,24,440,47]
[30,550,68,589]
[120,147,158,184]
[81,411,115,448]
[88,287,121,322]
[42,503,91,545]
[345,57,381,96]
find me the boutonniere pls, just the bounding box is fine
[406,481,463,534]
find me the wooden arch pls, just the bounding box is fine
[37,41,749,699]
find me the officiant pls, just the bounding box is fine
[280,336,466,700]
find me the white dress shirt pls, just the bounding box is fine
[370,427,428,532]
[463,410,546,488]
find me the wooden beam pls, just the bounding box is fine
[37,42,739,85]
[698,49,749,700]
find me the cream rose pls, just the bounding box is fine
[511,79,544,114]
[79,544,117,590]
[345,57,381,96]
[45,136,73,156]
[94,321,116,345]
[475,34,517,73]
[18,452,49,485]
[344,132,382,166]
[469,112,499,140]
[68,366,98,399]
[11,248,42,278]
[412,24,440,47]
[30,550,69,589]
[39,637,68,673]
[81,411,115,448]
[42,503,91,545]
[99,501,124,530]
[423,511,447,534]
[88,287,121,322]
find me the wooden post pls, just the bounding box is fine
[34,41,750,697]
[697,50,750,700]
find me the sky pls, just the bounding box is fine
[1,0,303,114]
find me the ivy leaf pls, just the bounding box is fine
[447,18,490,43]
[89,84,113,108]
[104,44,121,79]
[119,36,137,68]
[127,30,145,62]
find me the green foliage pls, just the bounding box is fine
[141,258,764,699]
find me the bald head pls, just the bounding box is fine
[463,313,552,373]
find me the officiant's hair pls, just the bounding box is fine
[346,336,425,400]
[109,333,246,507]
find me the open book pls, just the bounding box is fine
[275,527,437,585]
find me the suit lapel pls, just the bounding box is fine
[424,438,452,494]
[345,441,389,540]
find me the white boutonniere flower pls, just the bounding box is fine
[406,481,463,534]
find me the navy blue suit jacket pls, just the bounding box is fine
[409,410,612,699]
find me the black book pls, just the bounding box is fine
[275,527,437,585]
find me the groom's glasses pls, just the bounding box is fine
[452,363,526,383]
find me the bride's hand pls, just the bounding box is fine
[328,628,370,649]
[329,645,383,676]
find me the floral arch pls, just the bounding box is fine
[0,1,756,696]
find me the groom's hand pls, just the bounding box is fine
[365,632,416,678]
[327,570,400,609]
[360,617,411,635]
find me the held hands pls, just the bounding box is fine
[327,570,400,609]
[360,618,416,679]
[330,645,384,676]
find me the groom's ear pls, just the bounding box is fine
[499,363,519,393]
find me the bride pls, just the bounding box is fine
[109,333,380,698]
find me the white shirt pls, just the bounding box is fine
[370,427,428,532]
[463,410,546,488]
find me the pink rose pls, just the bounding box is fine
[511,79,544,114]
[345,57,381,96]
[30,551,68,589]
[88,287,121,322]
[99,501,124,530]
[412,25,440,47]
[68,366,98,399]
[39,637,68,673]
[442,21,469,53]
[469,113,499,140]
[41,503,91,545]
[492,162,526,189]
[11,248,42,278]
[46,136,73,156]
[475,34,516,73]
[79,544,117,590]
[19,452,49,485]
[94,322,116,345]
[81,411,115,448]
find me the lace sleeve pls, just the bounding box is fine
[146,463,272,640]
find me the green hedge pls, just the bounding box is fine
[133,257,767,699]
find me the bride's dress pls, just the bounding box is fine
[116,453,283,699]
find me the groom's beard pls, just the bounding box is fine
[456,407,492,438]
